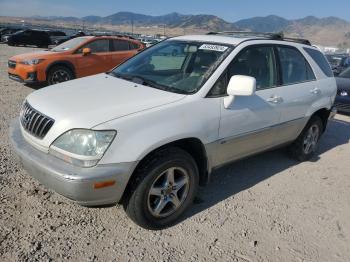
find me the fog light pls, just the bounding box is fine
[27,72,37,81]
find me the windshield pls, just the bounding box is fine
[111,40,233,94]
[339,67,350,78]
[51,37,89,52]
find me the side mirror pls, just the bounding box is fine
[224,75,256,108]
[82,47,91,56]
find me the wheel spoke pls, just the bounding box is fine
[174,177,189,191]
[170,194,181,208]
[154,198,168,216]
[166,168,175,185]
[149,186,163,196]
[305,142,312,153]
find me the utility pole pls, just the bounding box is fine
[131,19,134,35]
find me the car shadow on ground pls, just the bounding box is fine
[183,116,350,222]
[25,83,47,90]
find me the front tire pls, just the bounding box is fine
[123,147,199,230]
[288,116,323,161]
[47,66,74,85]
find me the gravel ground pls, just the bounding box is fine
[0,44,350,262]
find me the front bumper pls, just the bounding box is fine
[9,119,137,206]
[8,72,39,84]
[8,62,46,84]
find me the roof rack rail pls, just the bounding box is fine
[89,33,136,40]
[206,31,311,46]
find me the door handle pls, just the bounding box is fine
[310,87,321,95]
[267,95,283,104]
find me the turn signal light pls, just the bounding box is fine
[94,180,116,189]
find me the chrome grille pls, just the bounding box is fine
[8,60,16,69]
[20,102,54,139]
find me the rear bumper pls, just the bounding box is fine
[9,119,137,206]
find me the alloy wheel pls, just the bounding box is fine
[303,124,320,154]
[50,70,71,84]
[147,167,190,218]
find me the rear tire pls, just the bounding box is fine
[47,65,74,85]
[288,116,323,161]
[123,147,199,230]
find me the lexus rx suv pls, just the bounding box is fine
[10,33,337,229]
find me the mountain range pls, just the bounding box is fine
[17,12,350,47]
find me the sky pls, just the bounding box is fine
[0,0,349,22]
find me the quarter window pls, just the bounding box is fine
[277,46,316,85]
[129,42,140,50]
[303,47,333,77]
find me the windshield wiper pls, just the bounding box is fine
[108,73,188,94]
[108,72,132,81]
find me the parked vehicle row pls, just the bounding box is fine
[334,67,350,113]
[10,32,337,229]
[326,53,350,76]
[8,35,145,85]
[0,27,22,42]
[1,28,87,47]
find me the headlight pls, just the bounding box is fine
[49,129,116,167]
[20,59,45,65]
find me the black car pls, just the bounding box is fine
[47,30,67,45]
[51,31,86,45]
[0,27,22,42]
[332,55,350,76]
[7,29,51,47]
[334,67,350,114]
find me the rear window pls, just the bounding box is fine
[303,48,333,77]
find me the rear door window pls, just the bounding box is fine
[83,39,110,53]
[303,47,333,77]
[277,46,316,85]
[112,40,130,51]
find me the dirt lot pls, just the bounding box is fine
[0,44,349,262]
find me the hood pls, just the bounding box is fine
[335,77,350,91]
[26,73,185,147]
[10,50,67,62]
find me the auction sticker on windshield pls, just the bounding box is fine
[199,44,228,52]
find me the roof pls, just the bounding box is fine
[172,33,312,47]
[172,35,250,46]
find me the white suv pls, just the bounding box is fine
[10,33,337,229]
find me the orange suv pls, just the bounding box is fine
[8,35,145,85]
